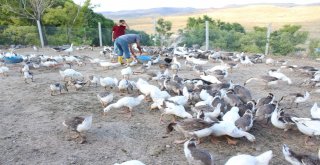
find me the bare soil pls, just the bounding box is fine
[0,48,319,165]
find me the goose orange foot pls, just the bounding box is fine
[225,136,238,145]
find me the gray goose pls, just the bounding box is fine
[235,109,254,132]
[184,138,215,165]
[63,115,92,144]
[50,82,68,96]
[238,100,256,116]
[232,84,252,103]
[167,118,218,144]
[256,93,274,108]
[282,144,320,165]
[244,75,280,88]
[255,101,278,124]
[221,89,243,107]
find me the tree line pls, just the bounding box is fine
[0,1,319,56]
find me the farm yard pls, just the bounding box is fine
[0,46,320,165]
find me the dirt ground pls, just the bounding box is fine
[0,48,319,165]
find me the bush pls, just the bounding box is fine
[308,39,320,57]
[2,26,40,45]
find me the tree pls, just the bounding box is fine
[155,18,172,46]
[270,25,308,55]
[3,0,54,46]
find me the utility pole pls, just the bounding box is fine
[265,23,272,56]
[36,20,44,48]
[98,22,102,47]
[205,21,209,51]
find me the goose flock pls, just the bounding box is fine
[1,45,320,165]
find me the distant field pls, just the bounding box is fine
[126,5,320,38]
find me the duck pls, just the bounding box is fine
[167,86,189,106]
[160,101,192,123]
[186,56,208,65]
[238,100,256,116]
[268,69,292,85]
[23,71,34,83]
[291,117,320,145]
[63,115,92,144]
[100,77,118,90]
[114,160,146,165]
[59,69,83,81]
[223,106,241,124]
[167,118,218,144]
[288,91,310,108]
[200,72,221,84]
[210,120,256,145]
[151,55,160,64]
[121,67,133,80]
[64,43,73,55]
[68,80,87,90]
[240,55,254,66]
[99,61,121,69]
[194,103,222,122]
[244,76,280,88]
[50,82,68,96]
[255,102,278,124]
[133,61,152,74]
[97,92,113,107]
[256,93,275,108]
[0,66,9,77]
[136,78,159,97]
[88,75,100,87]
[265,58,275,65]
[282,144,320,165]
[235,110,254,132]
[231,84,252,103]
[311,103,320,118]
[220,89,242,107]
[184,138,214,165]
[192,65,205,74]
[103,95,145,118]
[271,108,295,131]
[118,79,135,94]
[21,64,29,74]
[225,150,273,165]
[150,88,171,102]
[164,77,183,95]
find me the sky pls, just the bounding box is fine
[73,0,320,12]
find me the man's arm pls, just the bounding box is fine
[129,44,137,60]
[136,41,142,55]
[111,31,115,42]
[124,22,129,30]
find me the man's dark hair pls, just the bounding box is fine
[119,20,125,23]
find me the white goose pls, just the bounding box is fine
[291,117,320,145]
[97,92,114,107]
[222,106,240,124]
[167,86,189,106]
[311,103,320,119]
[225,150,273,165]
[160,101,192,123]
[0,66,9,76]
[114,160,145,165]
[211,120,256,145]
[59,69,83,81]
[63,115,92,143]
[121,67,133,80]
[99,61,121,69]
[268,69,292,85]
[103,95,145,118]
[100,77,118,90]
[64,43,73,55]
[200,72,221,84]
